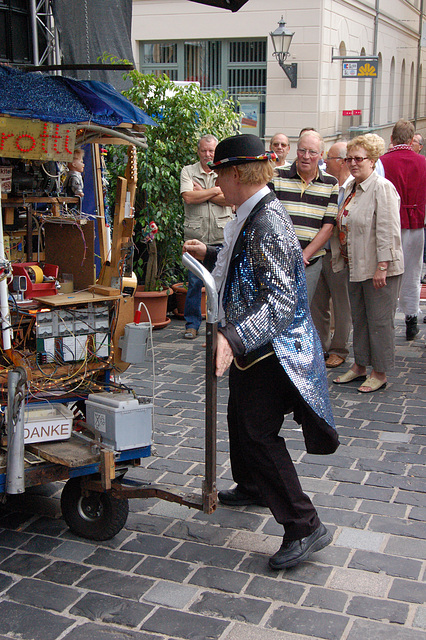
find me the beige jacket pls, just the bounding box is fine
[332,171,404,282]
[180,162,233,245]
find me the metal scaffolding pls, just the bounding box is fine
[29,0,61,68]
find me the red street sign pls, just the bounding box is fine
[342,110,353,116]
[353,109,362,115]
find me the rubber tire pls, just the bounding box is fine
[60,477,129,541]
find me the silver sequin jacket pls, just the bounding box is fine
[220,192,336,432]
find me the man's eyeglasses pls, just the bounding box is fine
[297,148,320,157]
[326,156,343,161]
[345,156,369,164]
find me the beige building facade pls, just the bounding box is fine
[132,0,426,149]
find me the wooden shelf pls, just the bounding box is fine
[5,196,79,205]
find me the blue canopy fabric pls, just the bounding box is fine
[0,66,155,127]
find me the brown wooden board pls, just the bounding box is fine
[44,220,95,291]
[88,285,120,297]
[5,196,79,205]
[32,290,121,306]
[26,434,100,467]
[98,177,127,288]
[92,144,108,264]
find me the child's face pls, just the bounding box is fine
[73,154,85,173]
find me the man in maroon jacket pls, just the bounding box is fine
[377,120,426,340]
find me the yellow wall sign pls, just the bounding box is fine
[0,117,77,160]
[342,60,378,78]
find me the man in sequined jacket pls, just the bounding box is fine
[183,134,339,571]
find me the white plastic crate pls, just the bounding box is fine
[23,403,73,444]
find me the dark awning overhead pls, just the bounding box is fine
[0,66,154,127]
[187,0,250,12]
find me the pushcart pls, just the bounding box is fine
[1,254,218,541]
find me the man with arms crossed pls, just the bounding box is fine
[180,134,233,339]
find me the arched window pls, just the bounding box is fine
[409,61,415,119]
[388,57,395,122]
[375,53,382,124]
[399,60,405,118]
[338,41,347,133]
[358,47,367,125]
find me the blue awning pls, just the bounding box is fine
[0,66,155,127]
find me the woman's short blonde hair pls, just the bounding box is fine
[364,133,386,157]
[218,160,275,185]
[347,135,382,163]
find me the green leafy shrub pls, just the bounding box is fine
[107,72,240,290]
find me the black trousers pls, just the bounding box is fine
[227,354,320,541]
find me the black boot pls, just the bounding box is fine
[406,315,419,340]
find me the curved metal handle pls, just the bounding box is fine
[182,252,218,324]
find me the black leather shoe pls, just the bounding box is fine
[218,486,266,507]
[269,523,332,570]
[406,315,419,340]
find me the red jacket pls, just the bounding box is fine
[379,145,426,229]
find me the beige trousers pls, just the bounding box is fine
[348,275,402,373]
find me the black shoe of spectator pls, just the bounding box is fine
[406,316,419,340]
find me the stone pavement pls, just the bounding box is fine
[0,308,425,640]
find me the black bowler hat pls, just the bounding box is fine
[209,134,277,169]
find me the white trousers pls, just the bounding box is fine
[399,228,424,318]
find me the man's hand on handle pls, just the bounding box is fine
[183,240,233,377]
[183,239,208,261]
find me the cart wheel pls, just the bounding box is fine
[60,477,129,541]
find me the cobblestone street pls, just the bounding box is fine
[0,308,425,640]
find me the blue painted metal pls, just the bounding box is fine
[0,445,151,493]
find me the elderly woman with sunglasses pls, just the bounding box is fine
[333,135,404,393]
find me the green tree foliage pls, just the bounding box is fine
[108,72,240,290]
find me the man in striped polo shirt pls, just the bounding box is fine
[270,131,339,302]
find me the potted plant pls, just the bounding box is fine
[134,224,172,329]
[106,71,240,326]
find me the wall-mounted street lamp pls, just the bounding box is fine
[270,16,297,88]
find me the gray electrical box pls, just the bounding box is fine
[118,322,150,364]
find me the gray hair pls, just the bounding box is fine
[414,132,424,146]
[198,134,218,149]
[298,130,324,153]
[333,140,348,158]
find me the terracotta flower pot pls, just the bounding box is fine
[134,286,172,329]
[171,283,206,319]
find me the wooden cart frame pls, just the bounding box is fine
[1,255,218,540]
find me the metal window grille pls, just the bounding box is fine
[142,42,178,79]
[139,38,267,135]
[139,38,266,94]
[184,40,221,88]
